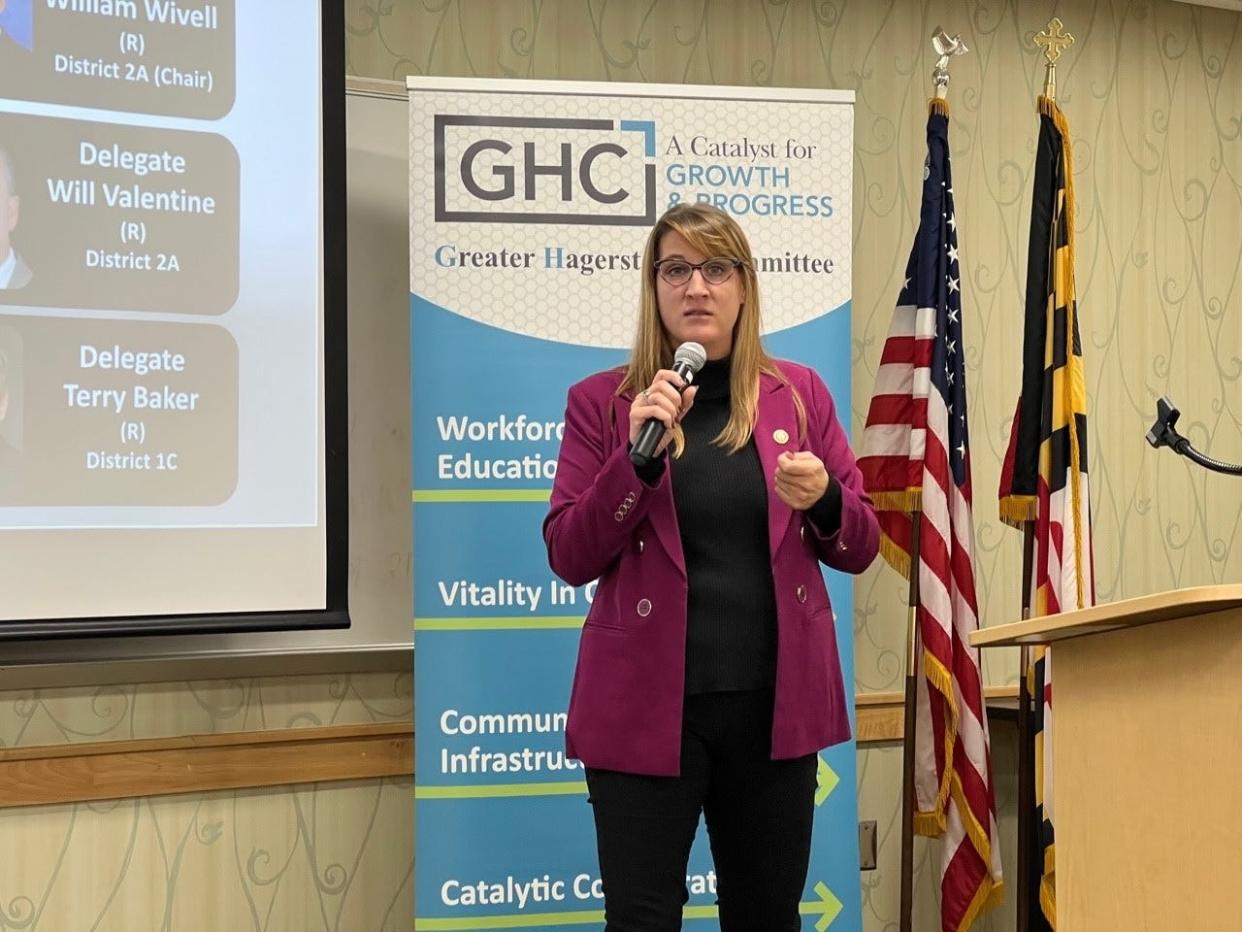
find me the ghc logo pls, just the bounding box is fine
[434,115,657,225]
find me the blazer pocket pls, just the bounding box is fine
[582,614,627,634]
[807,604,835,628]
[582,594,628,634]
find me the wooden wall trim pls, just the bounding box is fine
[856,687,1019,745]
[0,722,413,809]
[0,688,1015,808]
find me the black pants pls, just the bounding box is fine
[584,689,817,932]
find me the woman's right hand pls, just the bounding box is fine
[629,370,699,456]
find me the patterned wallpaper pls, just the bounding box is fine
[0,671,411,745]
[347,0,1242,928]
[0,673,412,931]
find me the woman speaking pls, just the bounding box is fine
[544,203,879,930]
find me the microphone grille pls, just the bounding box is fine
[673,342,707,373]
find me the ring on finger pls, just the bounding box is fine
[640,390,650,404]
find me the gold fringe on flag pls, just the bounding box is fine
[878,534,912,580]
[1040,846,1057,929]
[872,489,923,580]
[870,489,923,514]
[999,495,1038,527]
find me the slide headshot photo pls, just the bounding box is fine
[0,0,33,53]
[0,145,31,290]
[0,322,28,504]
[0,324,22,464]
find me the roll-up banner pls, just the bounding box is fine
[410,76,858,930]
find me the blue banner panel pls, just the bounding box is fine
[411,77,860,930]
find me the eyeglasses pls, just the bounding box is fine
[654,257,744,287]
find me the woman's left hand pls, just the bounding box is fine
[774,451,830,511]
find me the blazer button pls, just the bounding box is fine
[638,539,645,553]
[796,585,807,603]
[614,510,625,522]
[838,540,848,552]
[636,598,652,617]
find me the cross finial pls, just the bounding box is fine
[1035,17,1075,65]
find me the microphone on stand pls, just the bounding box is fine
[1146,396,1242,476]
[630,341,707,467]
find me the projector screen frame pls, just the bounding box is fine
[0,2,351,641]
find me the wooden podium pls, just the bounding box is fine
[971,585,1242,931]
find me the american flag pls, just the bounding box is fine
[857,104,1003,931]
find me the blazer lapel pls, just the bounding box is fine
[753,372,797,561]
[612,394,686,577]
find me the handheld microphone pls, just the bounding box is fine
[629,342,707,467]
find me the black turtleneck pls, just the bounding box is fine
[632,357,842,694]
[673,357,777,692]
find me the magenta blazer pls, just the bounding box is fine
[543,360,879,777]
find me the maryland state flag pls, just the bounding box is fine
[998,96,1096,929]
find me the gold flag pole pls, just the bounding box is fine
[898,28,969,932]
[1017,22,1075,932]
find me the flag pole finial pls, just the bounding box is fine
[930,26,969,106]
[1034,17,1075,102]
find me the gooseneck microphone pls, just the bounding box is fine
[1146,396,1242,476]
[629,342,707,467]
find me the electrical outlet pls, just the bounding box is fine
[858,820,877,870]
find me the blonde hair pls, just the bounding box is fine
[618,203,805,456]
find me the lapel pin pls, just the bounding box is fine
[773,428,790,444]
